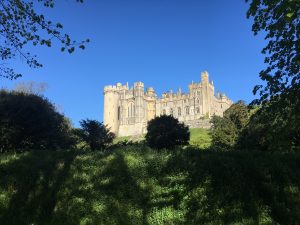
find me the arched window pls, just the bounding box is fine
[196,107,200,114]
[163,109,166,115]
[186,106,189,115]
[178,107,181,116]
[170,108,174,116]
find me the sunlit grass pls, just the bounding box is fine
[0,147,300,224]
[189,128,212,148]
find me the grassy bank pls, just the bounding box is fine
[1,147,300,225]
[114,128,212,149]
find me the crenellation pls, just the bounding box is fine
[103,71,233,137]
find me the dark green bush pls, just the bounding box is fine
[210,101,250,151]
[0,90,74,152]
[238,95,300,152]
[145,115,190,149]
[79,119,115,150]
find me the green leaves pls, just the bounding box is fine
[247,0,300,104]
[0,0,89,79]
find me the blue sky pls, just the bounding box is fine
[0,0,266,127]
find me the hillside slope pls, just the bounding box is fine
[1,147,300,225]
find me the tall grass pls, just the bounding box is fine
[0,147,300,225]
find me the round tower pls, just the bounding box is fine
[103,85,120,135]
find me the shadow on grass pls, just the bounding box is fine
[0,147,300,225]
[0,150,77,225]
[165,147,300,225]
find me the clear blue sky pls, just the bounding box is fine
[0,0,266,127]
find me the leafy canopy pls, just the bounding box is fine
[0,0,89,79]
[211,101,250,151]
[0,89,74,152]
[247,0,300,104]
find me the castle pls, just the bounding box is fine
[103,71,232,137]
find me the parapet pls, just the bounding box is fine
[201,71,209,83]
[134,81,144,88]
[104,82,129,93]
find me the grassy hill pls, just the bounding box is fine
[114,128,212,149]
[1,146,300,225]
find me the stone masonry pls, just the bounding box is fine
[103,71,232,137]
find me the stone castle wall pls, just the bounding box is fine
[103,71,233,137]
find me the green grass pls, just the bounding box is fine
[189,128,212,148]
[1,147,300,225]
[114,128,212,149]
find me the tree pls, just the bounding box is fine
[210,116,239,151]
[79,119,115,150]
[210,101,250,151]
[14,81,48,94]
[0,0,89,79]
[247,0,300,104]
[145,115,190,150]
[238,96,300,152]
[246,1,300,151]
[0,89,74,152]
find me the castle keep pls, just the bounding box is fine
[104,71,232,137]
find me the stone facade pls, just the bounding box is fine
[103,71,232,137]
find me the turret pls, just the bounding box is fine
[134,82,144,123]
[201,71,209,84]
[103,85,120,135]
[201,71,215,116]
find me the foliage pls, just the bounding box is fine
[239,95,300,152]
[210,116,238,151]
[79,119,115,151]
[145,115,190,150]
[1,148,300,225]
[247,0,300,104]
[0,0,89,79]
[210,101,250,151]
[0,90,74,152]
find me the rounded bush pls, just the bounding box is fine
[0,90,73,152]
[145,115,190,149]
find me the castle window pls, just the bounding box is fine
[221,104,223,109]
[178,107,181,116]
[170,108,174,116]
[196,99,200,104]
[186,106,189,115]
[128,102,135,117]
[196,107,200,114]
[163,109,166,115]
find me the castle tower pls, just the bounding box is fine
[133,82,144,123]
[103,85,120,135]
[201,71,210,116]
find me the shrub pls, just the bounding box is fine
[145,115,190,149]
[79,119,115,150]
[238,95,300,152]
[0,90,74,152]
[210,101,250,151]
[210,116,238,151]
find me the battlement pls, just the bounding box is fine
[104,82,129,92]
[134,81,144,88]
